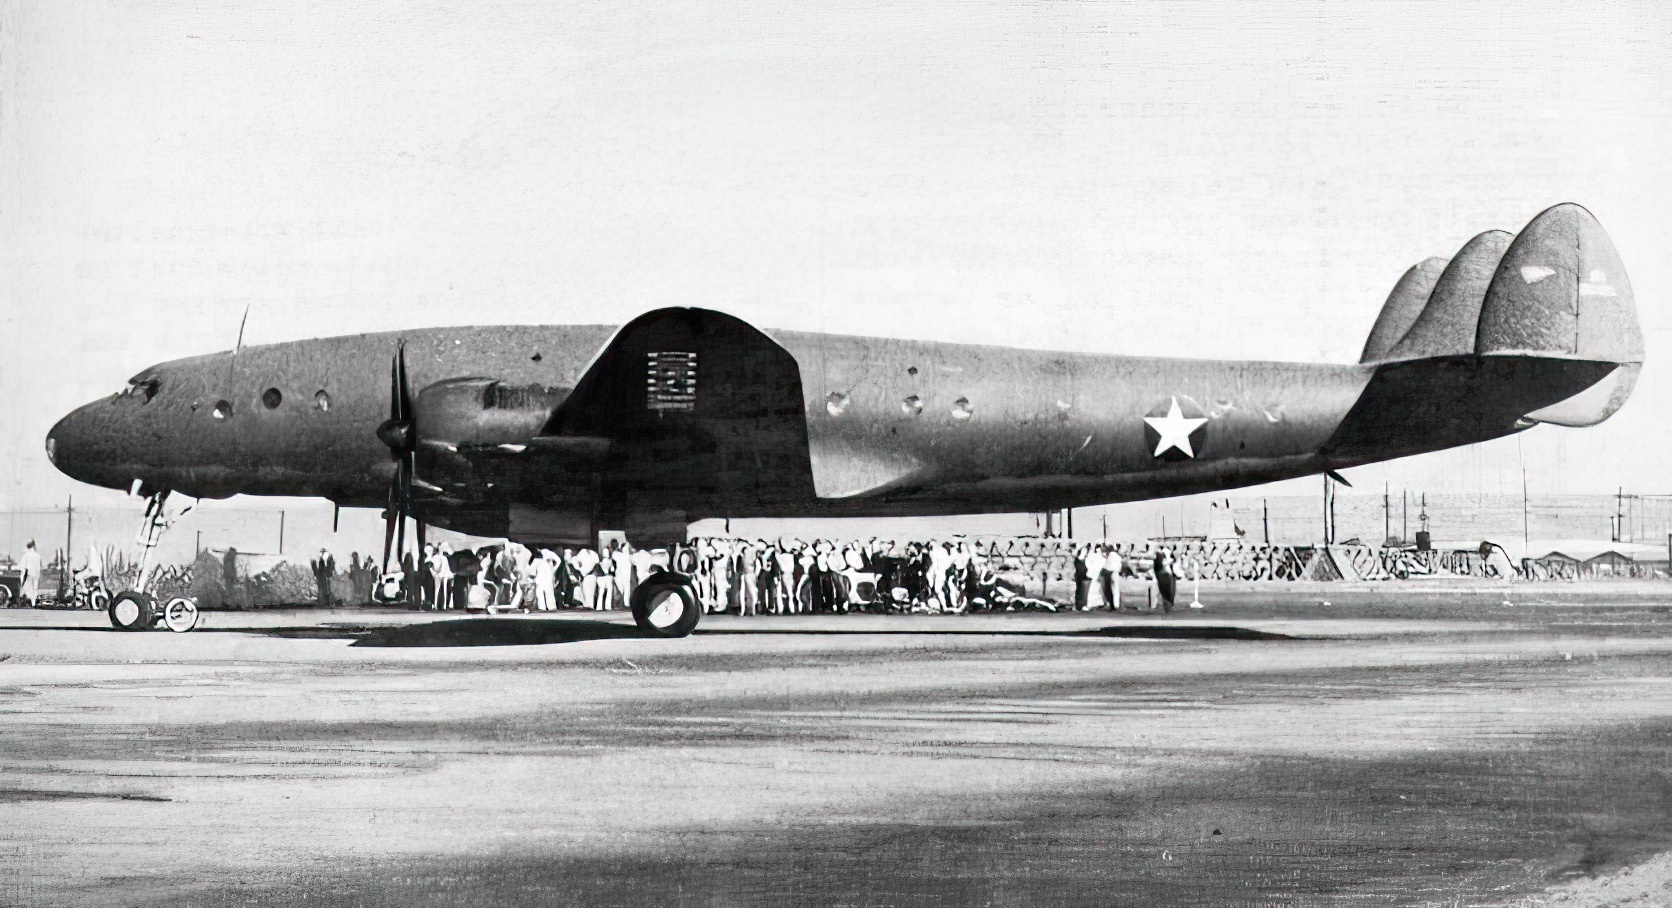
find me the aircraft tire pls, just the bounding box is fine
[630,572,701,638]
[163,597,199,633]
[108,591,155,631]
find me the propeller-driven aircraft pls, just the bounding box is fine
[47,203,1643,636]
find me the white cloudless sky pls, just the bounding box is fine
[1,0,1667,512]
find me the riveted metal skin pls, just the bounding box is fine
[45,315,1628,548]
[45,207,1642,548]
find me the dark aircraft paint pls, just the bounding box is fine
[45,203,1645,547]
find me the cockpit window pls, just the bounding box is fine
[122,377,160,402]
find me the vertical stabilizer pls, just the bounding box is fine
[1360,257,1448,362]
[1383,230,1514,360]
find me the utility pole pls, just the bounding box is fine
[1402,489,1409,544]
[1616,487,1624,543]
[1383,482,1390,545]
[278,511,286,554]
[1521,462,1530,548]
[1065,508,1073,541]
[1323,473,1336,546]
[1262,498,1270,545]
[62,495,73,598]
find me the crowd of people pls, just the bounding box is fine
[335,537,1194,614]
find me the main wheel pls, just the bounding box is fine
[108,591,155,631]
[630,572,702,638]
[89,589,111,612]
[163,597,199,633]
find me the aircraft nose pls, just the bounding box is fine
[47,399,129,491]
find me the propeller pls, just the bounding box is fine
[376,343,426,575]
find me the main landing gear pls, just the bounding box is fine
[630,571,702,638]
[108,490,199,633]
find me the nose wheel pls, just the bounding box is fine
[630,572,702,638]
[109,591,154,630]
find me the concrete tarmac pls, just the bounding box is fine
[3,588,1672,907]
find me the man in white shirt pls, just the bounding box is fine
[1079,546,1104,610]
[533,551,557,611]
[1100,544,1122,611]
[569,546,600,609]
[611,541,633,610]
[20,541,43,606]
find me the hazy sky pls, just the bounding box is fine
[1,0,1667,513]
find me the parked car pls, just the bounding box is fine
[0,562,19,606]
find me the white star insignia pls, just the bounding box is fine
[1144,396,1208,458]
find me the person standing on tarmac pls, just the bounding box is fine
[1153,547,1177,613]
[1101,543,1122,611]
[309,548,335,608]
[1078,545,1104,611]
[19,541,43,607]
[611,540,633,612]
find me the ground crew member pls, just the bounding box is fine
[20,541,43,606]
[310,548,335,608]
[1154,548,1176,612]
[1101,544,1121,611]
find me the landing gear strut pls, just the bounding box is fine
[108,490,198,633]
[630,571,702,638]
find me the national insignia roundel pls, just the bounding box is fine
[1142,396,1209,461]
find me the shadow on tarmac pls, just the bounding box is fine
[346,618,655,648]
[0,618,1295,647]
[696,625,1295,641]
[335,619,1295,648]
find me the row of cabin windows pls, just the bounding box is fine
[208,388,332,421]
[825,391,974,420]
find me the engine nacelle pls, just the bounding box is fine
[415,378,570,450]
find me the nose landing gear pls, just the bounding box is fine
[108,490,199,633]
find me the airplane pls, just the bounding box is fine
[46,203,1643,636]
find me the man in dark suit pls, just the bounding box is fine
[310,548,336,608]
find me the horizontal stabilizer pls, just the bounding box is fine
[1360,257,1448,362]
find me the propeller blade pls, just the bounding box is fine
[381,506,397,575]
[389,347,402,424]
[415,517,428,607]
[395,341,413,425]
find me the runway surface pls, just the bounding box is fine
[4,586,1672,907]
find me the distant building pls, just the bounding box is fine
[1521,540,1668,579]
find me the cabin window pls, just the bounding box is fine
[952,397,973,420]
[262,388,283,409]
[315,390,331,412]
[646,351,698,412]
[212,400,232,420]
[901,395,923,416]
[826,392,849,417]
